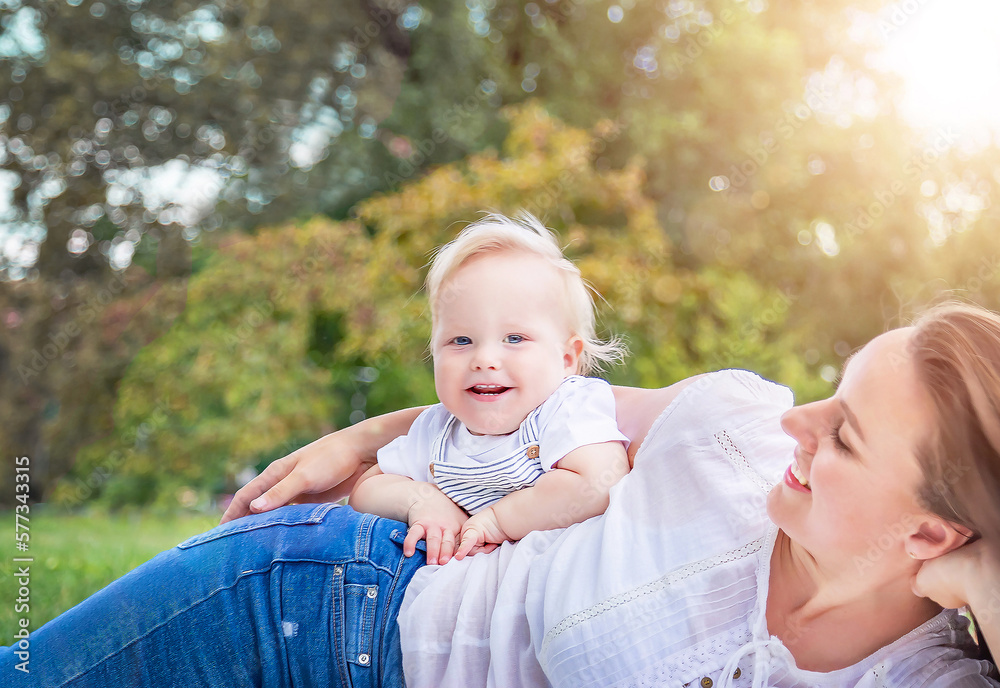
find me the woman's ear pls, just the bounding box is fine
[564,336,584,374]
[906,517,973,560]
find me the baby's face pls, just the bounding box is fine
[431,251,581,435]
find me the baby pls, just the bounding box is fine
[349,212,630,565]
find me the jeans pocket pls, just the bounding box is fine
[343,584,377,668]
[176,503,340,549]
[334,562,386,677]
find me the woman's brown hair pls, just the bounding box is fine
[911,302,1000,545]
[910,301,1000,661]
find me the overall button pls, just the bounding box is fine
[366,586,378,599]
[428,462,436,476]
[358,653,370,665]
[733,667,742,679]
[526,445,540,459]
[700,678,713,688]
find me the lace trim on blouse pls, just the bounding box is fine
[541,536,768,657]
[714,429,775,494]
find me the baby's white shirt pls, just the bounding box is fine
[376,375,629,514]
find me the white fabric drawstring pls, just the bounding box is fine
[720,636,786,688]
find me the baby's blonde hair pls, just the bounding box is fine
[425,212,626,375]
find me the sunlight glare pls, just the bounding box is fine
[880,0,1000,135]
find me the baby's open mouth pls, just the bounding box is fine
[469,384,511,396]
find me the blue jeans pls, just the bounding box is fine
[1,504,425,687]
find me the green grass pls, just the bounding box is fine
[0,509,221,638]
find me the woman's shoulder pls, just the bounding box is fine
[672,369,793,414]
[634,370,793,452]
[869,609,1000,687]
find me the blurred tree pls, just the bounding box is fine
[0,0,438,504]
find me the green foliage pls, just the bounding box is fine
[53,219,377,507]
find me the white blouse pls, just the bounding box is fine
[397,370,999,687]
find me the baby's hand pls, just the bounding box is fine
[404,487,469,565]
[455,507,509,560]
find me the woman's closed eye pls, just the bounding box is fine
[829,424,851,454]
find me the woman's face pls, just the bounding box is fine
[767,328,939,566]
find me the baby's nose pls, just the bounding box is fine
[471,344,502,370]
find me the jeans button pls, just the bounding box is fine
[334,566,343,575]
[358,653,370,665]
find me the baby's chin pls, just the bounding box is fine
[465,423,520,437]
[460,412,528,436]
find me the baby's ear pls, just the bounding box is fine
[564,336,584,374]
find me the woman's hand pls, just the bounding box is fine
[221,407,426,523]
[912,541,982,609]
[913,539,1000,649]
[221,441,367,524]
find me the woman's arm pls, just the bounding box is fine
[612,375,706,467]
[221,406,426,523]
[222,374,704,524]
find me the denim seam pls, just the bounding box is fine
[60,556,381,687]
[378,544,410,687]
[176,502,340,549]
[332,562,352,688]
[357,512,375,558]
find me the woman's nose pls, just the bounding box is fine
[780,403,821,455]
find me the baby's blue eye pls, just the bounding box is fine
[452,336,472,346]
[504,334,524,344]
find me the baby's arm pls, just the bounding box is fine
[455,439,629,558]
[349,465,470,565]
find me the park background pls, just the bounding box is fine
[2,0,1000,629]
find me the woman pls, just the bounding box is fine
[4,303,1000,687]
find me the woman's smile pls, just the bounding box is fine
[785,462,812,493]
